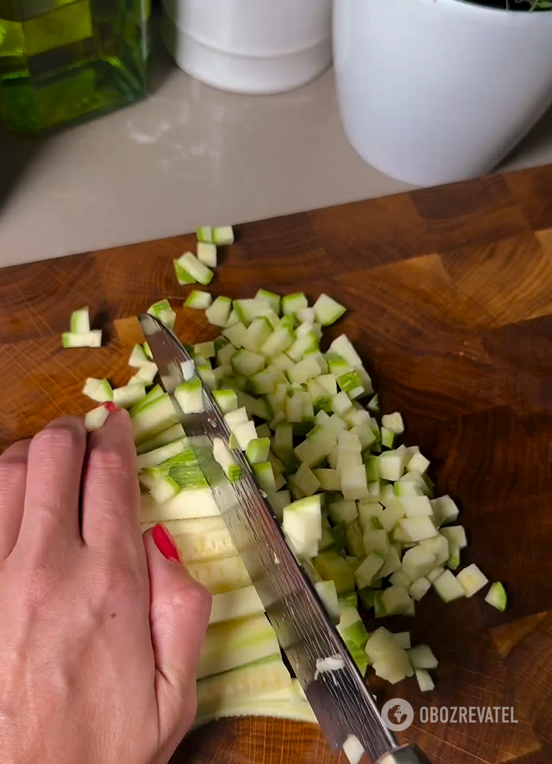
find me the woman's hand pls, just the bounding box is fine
[0,409,212,764]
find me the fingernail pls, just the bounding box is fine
[153,523,181,563]
[104,402,119,413]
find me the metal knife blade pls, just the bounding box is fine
[139,314,427,764]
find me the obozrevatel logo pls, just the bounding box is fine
[381,699,415,732]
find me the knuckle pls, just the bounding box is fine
[88,445,129,478]
[163,580,212,621]
[33,424,82,455]
[0,459,26,490]
[94,553,146,599]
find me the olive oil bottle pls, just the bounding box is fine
[0,0,150,134]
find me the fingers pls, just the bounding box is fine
[17,417,87,553]
[0,440,30,560]
[81,408,142,559]
[143,525,212,740]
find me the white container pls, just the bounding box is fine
[334,0,552,186]
[162,0,332,94]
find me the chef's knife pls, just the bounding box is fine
[139,313,430,764]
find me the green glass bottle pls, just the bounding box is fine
[0,0,150,134]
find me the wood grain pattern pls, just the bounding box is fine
[2,165,552,764]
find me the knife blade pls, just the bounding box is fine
[139,313,430,764]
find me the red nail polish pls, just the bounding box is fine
[104,402,119,413]
[153,524,181,563]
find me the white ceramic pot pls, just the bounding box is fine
[162,0,332,94]
[334,0,552,186]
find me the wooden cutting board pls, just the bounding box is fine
[1,165,552,764]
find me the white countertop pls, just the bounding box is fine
[1,43,552,269]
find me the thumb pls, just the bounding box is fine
[143,524,212,740]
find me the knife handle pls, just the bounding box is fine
[376,745,431,764]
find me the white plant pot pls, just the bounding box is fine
[334,0,552,186]
[162,0,332,94]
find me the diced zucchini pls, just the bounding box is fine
[84,405,109,431]
[357,501,383,530]
[363,528,390,556]
[246,437,271,465]
[231,349,266,377]
[329,499,358,525]
[432,569,466,602]
[282,496,322,559]
[381,585,413,616]
[236,322,270,358]
[287,331,319,362]
[315,579,340,622]
[62,330,102,348]
[314,551,355,594]
[415,668,435,692]
[213,225,235,245]
[430,495,460,526]
[408,644,438,669]
[197,242,217,267]
[312,468,340,492]
[427,566,445,583]
[392,632,411,650]
[206,296,232,327]
[132,393,180,444]
[253,289,280,315]
[381,427,395,450]
[328,335,362,369]
[175,378,204,414]
[128,343,149,368]
[174,258,197,285]
[354,552,385,589]
[70,306,90,334]
[292,463,321,497]
[312,294,346,327]
[176,252,214,286]
[212,438,242,482]
[223,323,248,349]
[390,569,412,587]
[345,520,365,558]
[372,642,413,684]
[253,462,276,493]
[113,383,147,408]
[364,393,378,414]
[399,516,438,542]
[402,544,438,581]
[439,525,467,548]
[197,226,213,243]
[184,290,212,309]
[456,563,488,597]
[224,407,250,431]
[147,298,176,329]
[485,582,507,611]
[342,736,365,764]
[337,370,365,400]
[400,495,433,518]
[129,362,158,386]
[407,451,430,475]
[381,412,404,435]
[82,377,113,403]
[282,292,308,316]
[294,425,336,468]
[378,450,407,481]
[409,577,431,601]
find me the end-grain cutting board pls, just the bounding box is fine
[1,166,552,764]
